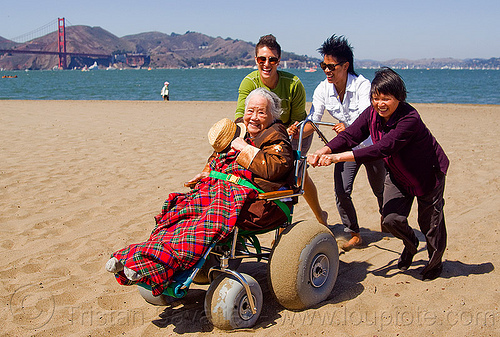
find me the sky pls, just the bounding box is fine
[1,0,499,61]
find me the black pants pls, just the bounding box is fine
[334,160,385,233]
[382,171,447,273]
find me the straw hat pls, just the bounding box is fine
[208,118,246,152]
[164,81,169,85]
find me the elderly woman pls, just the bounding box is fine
[308,68,449,281]
[106,88,294,295]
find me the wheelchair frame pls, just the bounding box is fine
[138,119,339,328]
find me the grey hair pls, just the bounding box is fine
[244,88,282,121]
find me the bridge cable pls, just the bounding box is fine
[10,19,59,43]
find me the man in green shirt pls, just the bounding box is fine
[234,34,328,226]
[235,68,306,127]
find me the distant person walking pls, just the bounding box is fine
[161,81,170,101]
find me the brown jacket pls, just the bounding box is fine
[233,119,295,230]
[235,119,295,192]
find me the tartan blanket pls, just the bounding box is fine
[111,152,257,296]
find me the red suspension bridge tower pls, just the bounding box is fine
[0,18,148,70]
[57,18,67,69]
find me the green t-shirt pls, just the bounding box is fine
[235,70,306,126]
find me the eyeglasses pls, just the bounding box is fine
[256,56,279,65]
[320,61,346,71]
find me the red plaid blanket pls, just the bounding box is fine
[111,152,257,296]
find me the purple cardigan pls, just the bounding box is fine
[326,102,449,196]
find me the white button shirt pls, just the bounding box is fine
[309,73,373,148]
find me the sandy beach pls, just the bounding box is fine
[1,100,499,336]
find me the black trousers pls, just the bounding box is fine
[334,159,385,233]
[382,171,447,273]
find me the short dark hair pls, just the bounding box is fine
[318,34,356,75]
[370,67,407,102]
[255,34,281,58]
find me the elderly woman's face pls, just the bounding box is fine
[243,95,274,137]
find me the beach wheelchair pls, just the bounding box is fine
[137,120,340,330]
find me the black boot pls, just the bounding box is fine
[397,236,419,270]
[422,264,443,281]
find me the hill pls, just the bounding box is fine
[121,31,258,68]
[0,26,498,70]
[0,26,316,70]
[356,57,500,70]
[0,36,17,49]
[0,26,136,70]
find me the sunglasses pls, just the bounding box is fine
[256,56,279,65]
[320,61,346,71]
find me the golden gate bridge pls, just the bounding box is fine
[0,18,148,69]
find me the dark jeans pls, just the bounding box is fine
[291,134,313,154]
[382,171,447,273]
[334,160,386,233]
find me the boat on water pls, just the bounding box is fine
[82,62,99,71]
[305,67,317,73]
[88,61,99,70]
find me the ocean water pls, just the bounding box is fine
[0,68,499,104]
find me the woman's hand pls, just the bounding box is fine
[308,150,354,167]
[184,165,211,188]
[316,154,338,167]
[307,146,332,167]
[332,122,346,134]
[184,172,208,188]
[231,137,249,152]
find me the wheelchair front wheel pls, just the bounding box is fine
[204,273,262,330]
[137,285,171,306]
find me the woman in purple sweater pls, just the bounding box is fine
[308,67,449,281]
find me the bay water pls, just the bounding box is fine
[0,68,498,104]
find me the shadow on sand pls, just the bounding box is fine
[148,224,494,332]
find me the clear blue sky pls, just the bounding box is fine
[1,0,498,60]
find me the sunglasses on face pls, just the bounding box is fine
[256,56,279,65]
[320,61,346,71]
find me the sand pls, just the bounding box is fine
[1,100,499,336]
